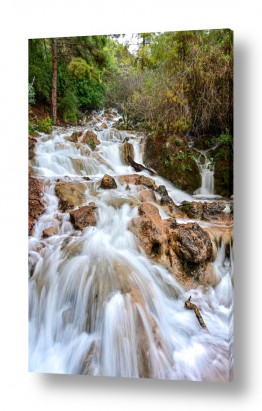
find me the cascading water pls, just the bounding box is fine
[194,150,215,198]
[29,111,233,381]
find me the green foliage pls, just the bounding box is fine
[28,82,36,105]
[58,89,79,123]
[218,129,233,145]
[29,116,53,134]
[29,35,113,122]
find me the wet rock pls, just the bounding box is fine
[156,185,169,197]
[121,141,134,164]
[55,180,87,212]
[69,204,97,230]
[66,131,83,143]
[80,130,100,149]
[138,189,156,203]
[170,222,213,265]
[42,226,58,238]
[129,203,170,256]
[100,174,117,189]
[144,134,201,193]
[179,201,203,219]
[179,200,233,222]
[202,201,227,220]
[29,136,37,160]
[101,123,108,129]
[28,177,46,235]
[119,174,157,190]
[213,143,233,197]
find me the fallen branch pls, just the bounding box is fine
[184,296,208,331]
[127,155,156,175]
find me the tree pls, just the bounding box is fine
[51,38,58,124]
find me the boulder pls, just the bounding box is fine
[179,200,233,222]
[29,137,37,160]
[100,174,117,189]
[80,130,100,149]
[121,141,134,164]
[179,201,203,219]
[28,177,46,235]
[170,222,213,265]
[66,131,83,143]
[55,180,87,212]
[43,226,58,238]
[129,203,215,289]
[156,185,169,197]
[69,204,97,230]
[101,123,108,129]
[118,174,157,190]
[138,189,156,203]
[129,203,170,256]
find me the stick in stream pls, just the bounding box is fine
[127,155,156,175]
[184,296,208,331]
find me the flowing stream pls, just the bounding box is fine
[29,111,233,381]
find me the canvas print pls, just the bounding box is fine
[28,29,233,381]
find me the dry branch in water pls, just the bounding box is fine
[185,296,208,331]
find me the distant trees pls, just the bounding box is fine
[29,30,233,140]
[105,29,233,139]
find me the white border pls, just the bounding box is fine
[1,0,262,409]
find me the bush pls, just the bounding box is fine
[29,116,53,134]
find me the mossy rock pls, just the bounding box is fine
[144,134,201,193]
[212,143,233,197]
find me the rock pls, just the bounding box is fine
[170,222,213,265]
[129,202,216,289]
[55,180,87,212]
[179,200,233,222]
[130,203,170,256]
[43,226,58,238]
[66,131,83,143]
[80,130,100,149]
[179,201,203,219]
[100,174,117,189]
[69,205,97,230]
[213,143,233,197]
[138,189,156,203]
[144,134,201,193]
[156,185,169,197]
[29,137,37,160]
[202,201,227,220]
[119,174,157,190]
[101,123,108,129]
[121,141,135,164]
[28,177,46,235]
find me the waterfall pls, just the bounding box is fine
[194,150,215,198]
[29,111,233,381]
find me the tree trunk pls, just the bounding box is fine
[51,38,58,125]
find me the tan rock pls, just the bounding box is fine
[80,130,100,149]
[69,205,97,230]
[55,180,87,212]
[119,174,157,190]
[138,189,156,203]
[100,174,117,189]
[28,177,46,235]
[121,141,134,164]
[43,226,58,238]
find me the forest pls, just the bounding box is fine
[29,30,233,195]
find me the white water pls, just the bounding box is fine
[194,149,217,199]
[29,111,233,381]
